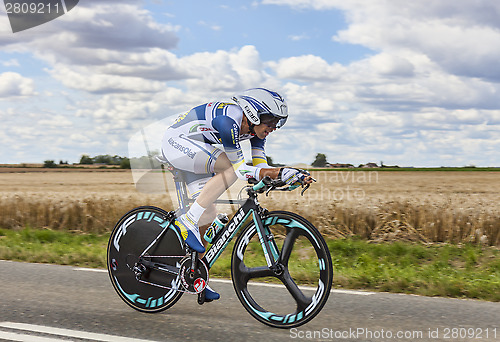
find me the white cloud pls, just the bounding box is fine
[266,41,499,164]
[2,59,20,67]
[0,72,36,98]
[198,21,222,31]
[1,4,179,58]
[289,33,310,41]
[352,112,404,128]
[330,1,500,81]
[49,66,168,94]
[1,0,499,167]
[271,55,345,81]
[38,115,73,128]
[182,45,269,94]
[367,53,415,77]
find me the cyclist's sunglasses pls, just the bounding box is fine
[260,114,281,129]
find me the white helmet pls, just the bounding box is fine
[232,88,288,128]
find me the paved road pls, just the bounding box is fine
[0,260,499,341]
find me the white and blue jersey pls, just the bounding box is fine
[161,101,270,196]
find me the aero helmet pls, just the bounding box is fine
[232,88,288,128]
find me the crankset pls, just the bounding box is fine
[127,254,208,295]
[178,255,209,294]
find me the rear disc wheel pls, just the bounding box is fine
[107,206,185,313]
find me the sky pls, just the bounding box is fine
[1,0,499,167]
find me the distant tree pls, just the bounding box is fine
[120,157,131,169]
[91,154,127,165]
[111,155,124,165]
[43,160,57,168]
[311,153,328,167]
[93,155,111,164]
[80,154,93,165]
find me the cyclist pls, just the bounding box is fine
[161,88,312,300]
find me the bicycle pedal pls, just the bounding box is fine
[197,292,206,305]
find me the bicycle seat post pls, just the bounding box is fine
[156,155,193,215]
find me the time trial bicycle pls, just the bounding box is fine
[107,161,333,328]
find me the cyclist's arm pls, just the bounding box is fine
[258,167,280,180]
[250,137,310,182]
[212,116,263,181]
[250,136,273,168]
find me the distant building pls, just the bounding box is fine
[360,162,379,168]
[328,163,354,168]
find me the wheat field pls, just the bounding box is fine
[0,168,498,245]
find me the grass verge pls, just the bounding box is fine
[0,228,498,301]
[0,227,107,267]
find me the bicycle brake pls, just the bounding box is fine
[265,185,275,196]
[299,177,316,196]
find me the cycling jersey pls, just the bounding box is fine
[161,102,270,185]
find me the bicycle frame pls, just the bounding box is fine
[202,192,276,269]
[162,162,244,215]
[160,162,278,271]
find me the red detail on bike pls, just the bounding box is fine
[194,278,206,293]
[110,259,118,271]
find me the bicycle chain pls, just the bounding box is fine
[134,255,209,295]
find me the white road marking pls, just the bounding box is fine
[74,267,107,272]
[0,330,62,342]
[74,266,374,295]
[213,278,374,295]
[0,322,161,342]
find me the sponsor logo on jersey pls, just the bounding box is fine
[217,102,233,109]
[239,170,254,179]
[189,124,214,133]
[168,138,195,159]
[231,123,239,145]
[173,111,189,125]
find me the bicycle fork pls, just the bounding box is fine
[253,214,283,275]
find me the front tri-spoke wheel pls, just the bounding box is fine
[231,211,333,328]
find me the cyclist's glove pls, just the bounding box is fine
[279,167,307,187]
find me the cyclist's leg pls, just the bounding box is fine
[162,129,223,252]
[198,203,217,237]
[171,172,221,301]
[172,150,237,227]
[195,152,238,209]
[184,154,236,301]
[162,126,237,210]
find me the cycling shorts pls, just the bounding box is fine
[161,128,224,198]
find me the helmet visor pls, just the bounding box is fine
[260,114,287,129]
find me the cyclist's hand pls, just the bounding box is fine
[279,168,312,186]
